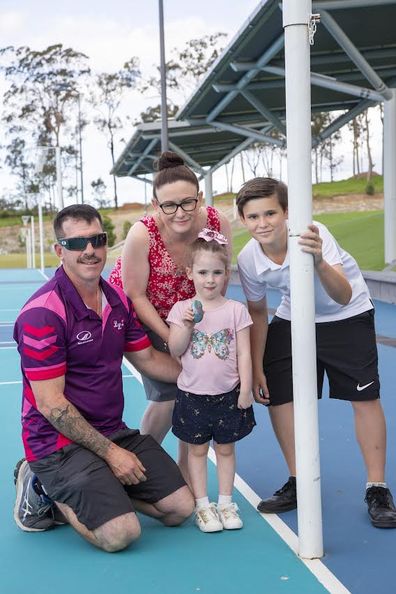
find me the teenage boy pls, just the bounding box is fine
[236,177,396,528]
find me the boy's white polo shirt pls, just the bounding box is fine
[237,221,372,323]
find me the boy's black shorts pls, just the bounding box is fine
[263,310,380,406]
[30,429,186,531]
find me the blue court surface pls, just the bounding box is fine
[1,268,395,594]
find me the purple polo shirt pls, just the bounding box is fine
[14,266,151,462]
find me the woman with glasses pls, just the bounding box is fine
[109,151,232,480]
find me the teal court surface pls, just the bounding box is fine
[1,267,396,594]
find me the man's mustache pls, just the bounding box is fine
[77,256,102,264]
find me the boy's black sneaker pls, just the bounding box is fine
[365,486,396,528]
[257,476,297,513]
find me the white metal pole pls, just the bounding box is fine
[30,215,36,269]
[383,88,396,264]
[24,229,29,269]
[38,200,45,274]
[26,227,32,269]
[204,170,213,206]
[158,0,169,152]
[283,0,323,559]
[55,145,64,211]
[77,93,84,204]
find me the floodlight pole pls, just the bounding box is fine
[77,93,84,204]
[21,216,31,269]
[283,0,323,558]
[38,198,45,273]
[158,0,169,151]
[55,145,64,210]
[30,216,36,269]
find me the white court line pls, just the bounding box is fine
[0,345,16,349]
[210,449,351,594]
[38,269,49,281]
[122,355,351,594]
[0,380,22,385]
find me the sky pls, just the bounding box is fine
[0,0,383,207]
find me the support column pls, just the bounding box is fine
[55,146,64,211]
[38,198,45,274]
[283,0,323,559]
[204,170,213,206]
[383,88,396,264]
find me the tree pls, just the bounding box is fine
[91,177,110,208]
[167,33,228,100]
[348,115,363,177]
[137,103,178,124]
[311,112,331,183]
[3,137,33,209]
[137,33,227,125]
[1,44,91,207]
[102,214,116,247]
[244,143,266,177]
[89,58,141,209]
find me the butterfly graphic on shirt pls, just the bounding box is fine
[190,328,234,360]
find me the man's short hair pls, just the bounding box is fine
[236,177,288,216]
[53,205,103,238]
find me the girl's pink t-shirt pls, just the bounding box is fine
[167,299,252,395]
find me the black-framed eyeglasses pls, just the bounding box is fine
[57,232,107,251]
[157,198,198,215]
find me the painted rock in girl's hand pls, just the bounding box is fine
[192,300,204,323]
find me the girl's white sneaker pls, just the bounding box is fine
[195,503,223,532]
[217,502,243,530]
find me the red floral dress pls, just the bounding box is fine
[108,206,221,320]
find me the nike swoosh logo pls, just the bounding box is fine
[356,381,375,391]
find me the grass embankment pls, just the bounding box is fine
[213,175,384,202]
[0,210,384,270]
[312,175,383,199]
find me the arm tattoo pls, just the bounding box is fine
[48,403,111,459]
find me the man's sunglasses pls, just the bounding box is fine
[57,232,108,251]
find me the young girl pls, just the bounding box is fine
[167,229,256,533]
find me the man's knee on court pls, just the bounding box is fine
[161,486,195,526]
[95,512,141,553]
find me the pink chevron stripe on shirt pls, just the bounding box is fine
[23,323,55,338]
[23,333,58,350]
[23,344,59,361]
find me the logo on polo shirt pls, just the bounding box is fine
[76,330,93,345]
[113,319,125,331]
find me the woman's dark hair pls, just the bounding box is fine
[153,151,199,198]
[236,177,288,216]
[53,204,103,238]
